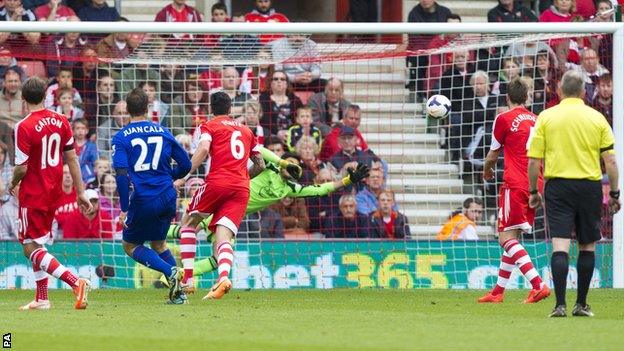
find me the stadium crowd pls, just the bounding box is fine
[0,0,618,240]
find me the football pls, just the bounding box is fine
[426,94,452,119]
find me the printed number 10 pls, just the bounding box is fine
[41,133,61,169]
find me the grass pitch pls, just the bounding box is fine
[1,289,623,351]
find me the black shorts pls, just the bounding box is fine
[544,178,602,244]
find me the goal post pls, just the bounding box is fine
[0,21,621,289]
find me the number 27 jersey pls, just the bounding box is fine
[198,116,260,190]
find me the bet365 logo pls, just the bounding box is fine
[2,333,10,349]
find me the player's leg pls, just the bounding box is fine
[122,240,177,277]
[478,230,518,303]
[19,242,51,310]
[203,224,235,300]
[178,211,205,291]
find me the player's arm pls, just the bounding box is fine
[9,123,30,195]
[250,152,266,177]
[260,146,302,179]
[482,149,500,182]
[291,163,370,198]
[188,139,210,175]
[111,139,131,227]
[8,164,27,195]
[169,137,192,180]
[64,148,94,215]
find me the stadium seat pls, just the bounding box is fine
[17,60,47,79]
[294,91,313,105]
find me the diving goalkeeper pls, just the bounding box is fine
[167,148,370,277]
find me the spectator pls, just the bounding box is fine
[539,0,583,64]
[406,0,452,101]
[355,168,388,216]
[98,171,120,221]
[0,140,13,200]
[264,136,285,158]
[270,197,309,236]
[319,105,368,162]
[220,66,252,117]
[487,0,538,22]
[272,34,324,93]
[330,125,372,179]
[0,48,24,90]
[591,0,615,22]
[95,19,130,60]
[72,46,99,102]
[295,135,323,185]
[306,168,342,234]
[590,73,612,126]
[54,86,84,120]
[425,14,463,92]
[92,157,111,186]
[436,197,483,240]
[244,0,289,45]
[159,64,185,105]
[240,48,273,95]
[217,15,262,61]
[286,106,322,153]
[73,118,98,184]
[169,79,208,135]
[259,70,303,137]
[84,73,117,131]
[242,99,269,145]
[324,194,370,238]
[539,0,596,19]
[61,189,116,239]
[0,0,41,49]
[504,40,556,71]
[494,57,521,95]
[54,164,80,238]
[154,0,203,41]
[566,48,609,100]
[531,49,561,111]
[45,17,89,78]
[198,63,223,92]
[369,189,410,239]
[120,59,159,98]
[97,100,128,157]
[141,81,169,125]
[44,67,82,109]
[0,67,24,127]
[77,0,119,22]
[0,120,14,165]
[0,183,18,239]
[35,0,76,21]
[259,208,284,238]
[308,77,351,135]
[202,2,229,48]
[436,50,474,112]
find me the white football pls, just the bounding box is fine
[426,94,452,119]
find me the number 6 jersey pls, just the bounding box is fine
[14,109,74,210]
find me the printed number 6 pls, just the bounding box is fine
[230,131,244,160]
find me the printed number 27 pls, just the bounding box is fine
[131,136,163,171]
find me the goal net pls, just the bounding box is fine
[0,22,621,291]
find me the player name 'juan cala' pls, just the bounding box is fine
[35,117,64,132]
[122,125,165,137]
[510,113,537,132]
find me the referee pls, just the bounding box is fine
[527,70,621,318]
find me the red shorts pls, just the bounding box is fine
[498,186,535,233]
[18,207,55,245]
[187,184,249,236]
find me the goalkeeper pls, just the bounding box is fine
[167,148,370,277]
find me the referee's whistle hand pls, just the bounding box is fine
[529,193,543,209]
[609,198,621,215]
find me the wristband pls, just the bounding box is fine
[610,190,620,200]
[278,159,288,168]
[529,189,539,195]
[341,176,352,187]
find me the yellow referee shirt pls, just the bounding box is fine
[527,98,615,181]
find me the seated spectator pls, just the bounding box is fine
[0,0,41,50]
[323,194,370,238]
[120,59,160,98]
[270,197,309,237]
[356,168,389,216]
[217,16,262,61]
[531,49,562,111]
[590,73,612,126]
[295,135,323,185]
[61,189,116,239]
[425,14,462,92]
[141,81,169,125]
[0,67,25,127]
[286,106,321,153]
[54,164,80,238]
[35,0,76,21]
[78,0,120,22]
[92,157,111,186]
[436,197,483,241]
[154,0,203,41]
[244,0,289,44]
[493,57,521,95]
[54,86,84,120]
[259,208,284,238]
[242,99,269,145]
[540,0,596,20]
[540,0,583,64]
[368,189,410,239]
[487,0,537,22]
[45,18,89,78]
[272,34,324,93]
[198,63,223,92]
[330,125,372,177]
[259,70,303,138]
[504,40,556,69]
[73,118,98,184]
[203,3,229,47]
[98,171,120,221]
[72,46,99,102]
[240,48,273,95]
[0,122,14,167]
[308,77,351,135]
[220,66,252,117]
[159,64,185,104]
[0,140,14,200]
[84,73,117,131]
[307,168,342,234]
[97,100,128,157]
[566,48,609,100]
[45,68,82,109]
[436,50,474,113]
[0,186,18,239]
[95,18,130,60]
[169,79,208,135]
[0,48,24,90]
[320,105,368,162]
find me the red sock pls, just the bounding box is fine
[216,241,234,283]
[179,226,197,284]
[30,248,78,288]
[32,264,48,301]
[503,239,543,290]
[491,251,515,295]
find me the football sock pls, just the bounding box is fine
[551,251,569,306]
[576,250,595,306]
[503,239,542,290]
[194,256,218,276]
[216,242,234,283]
[32,264,48,302]
[131,246,174,276]
[491,251,514,295]
[30,248,78,287]
[179,226,197,284]
[158,249,177,267]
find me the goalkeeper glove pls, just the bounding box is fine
[279,159,303,180]
[342,163,370,186]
